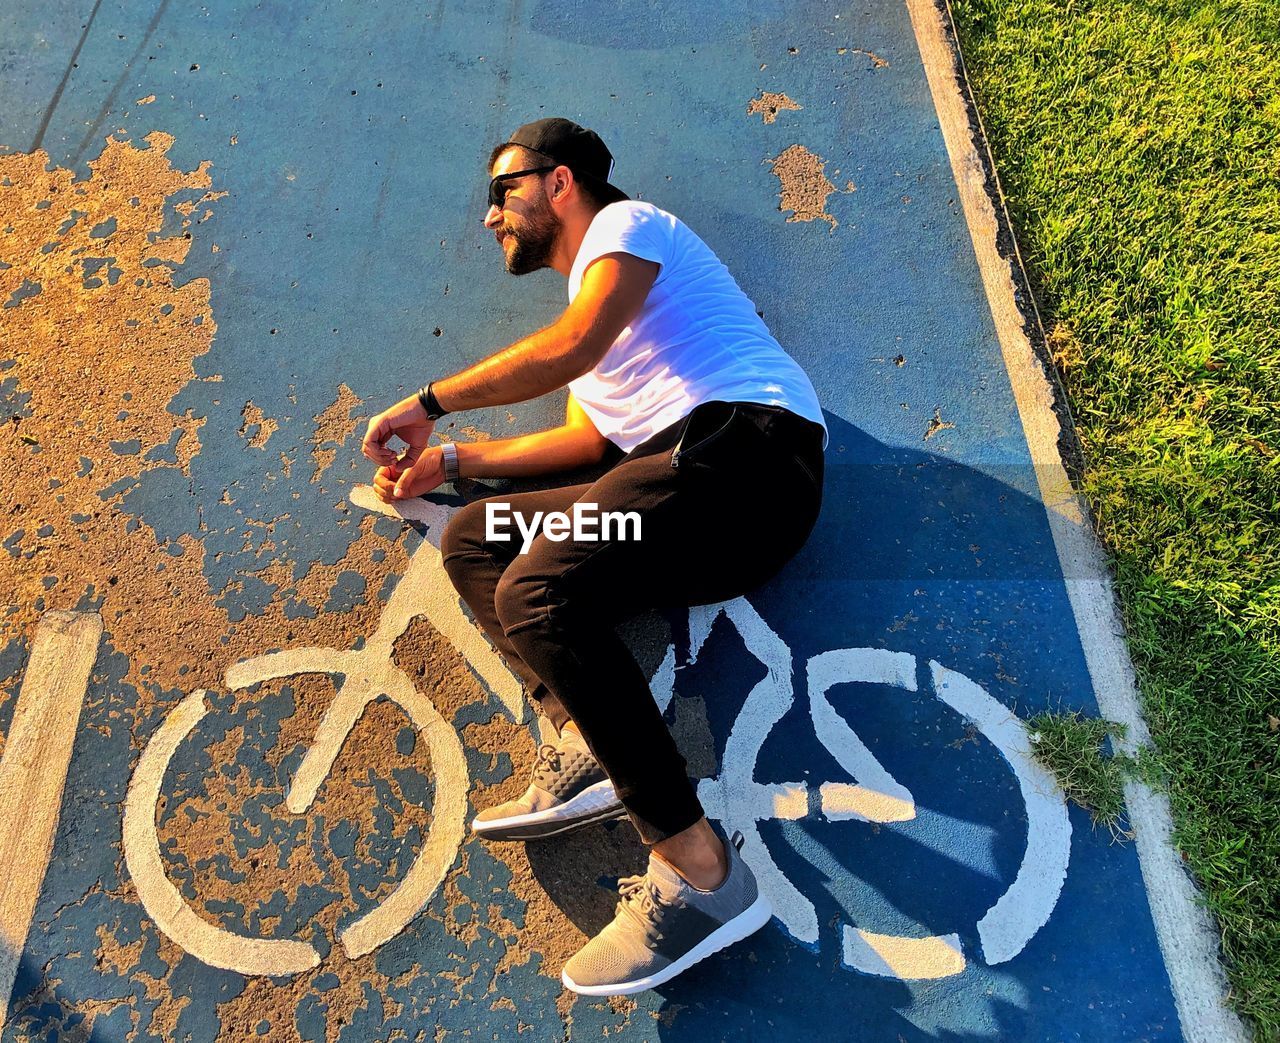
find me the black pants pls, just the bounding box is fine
[440,401,825,844]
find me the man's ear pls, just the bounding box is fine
[552,165,572,201]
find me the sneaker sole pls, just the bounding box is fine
[560,893,773,996]
[471,780,627,842]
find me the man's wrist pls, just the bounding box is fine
[440,441,461,483]
[416,382,450,421]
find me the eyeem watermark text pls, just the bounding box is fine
[485,502,641,554]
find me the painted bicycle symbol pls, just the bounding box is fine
[122,486,1070,980]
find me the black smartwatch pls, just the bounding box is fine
[416,382,449,421]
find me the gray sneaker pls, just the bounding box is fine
[471,726,626,841]
[561,830,772,995]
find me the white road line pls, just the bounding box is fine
[0,611,102,1032]
[903,1,1245,1036]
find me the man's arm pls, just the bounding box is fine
[372,393,612,502]
[454,392,611,476]
[431,253,659,411]
[361,252,658,470]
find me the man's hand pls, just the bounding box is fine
[362,395,435,468]
[373,445,447,502]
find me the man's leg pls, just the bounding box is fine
[440,485,589,731]
[441,484,639,841]
[492,404,823,853]
[492,404,824,995]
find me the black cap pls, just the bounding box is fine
[503,117,628,203]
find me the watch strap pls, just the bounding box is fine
[440,441,461,483]
[417,382,449,421]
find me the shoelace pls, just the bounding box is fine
[533,742,562,776]
[617,873,665,939]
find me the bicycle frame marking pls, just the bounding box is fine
[844,931,966,980]
[122,487,1071,983]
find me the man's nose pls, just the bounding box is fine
[483,204,502,228]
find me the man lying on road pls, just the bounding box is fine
[362,117,828,996]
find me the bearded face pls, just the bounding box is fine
[500,180,561,276]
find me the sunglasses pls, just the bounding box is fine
[487,166,557,209]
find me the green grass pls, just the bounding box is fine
[947,0,1280,1035]
[1027,710,1134,837]
[1025,709,1169,835]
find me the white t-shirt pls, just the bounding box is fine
[567,201,829,453]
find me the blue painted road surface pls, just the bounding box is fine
[1,0,1190,1040]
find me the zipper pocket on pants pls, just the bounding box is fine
[671,404,738,469]
[793,452,820,489]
